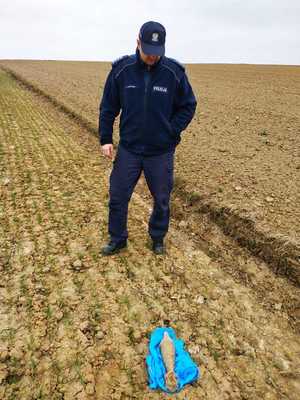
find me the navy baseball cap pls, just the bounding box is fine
[139,21,166,56]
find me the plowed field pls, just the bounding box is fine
[0,60,299,243]
[0,62,299,399]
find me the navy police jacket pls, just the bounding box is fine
[99,48,197,156]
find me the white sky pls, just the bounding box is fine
[0,0,299,64]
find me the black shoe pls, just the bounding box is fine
[101,240,127,256]
[152,240,165,255]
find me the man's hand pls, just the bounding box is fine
[102,144,114,160]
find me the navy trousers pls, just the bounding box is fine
[108,144,175,244]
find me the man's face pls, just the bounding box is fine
[137,39,161,66]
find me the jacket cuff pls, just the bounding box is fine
[100,136,113,145]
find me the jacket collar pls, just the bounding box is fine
[135,47,163,71]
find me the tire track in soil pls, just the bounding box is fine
[0,70,300,399]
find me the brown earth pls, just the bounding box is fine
[0,69,300,399]
[0,60,299,283]
[0,60,299,240]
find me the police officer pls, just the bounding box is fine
[99,21,197,255]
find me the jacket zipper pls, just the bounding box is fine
[143,67,151,143]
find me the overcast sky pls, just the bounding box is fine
[0,0,299,64]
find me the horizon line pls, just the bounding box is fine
[1,58,299,67]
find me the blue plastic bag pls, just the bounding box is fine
[146,327,200,393]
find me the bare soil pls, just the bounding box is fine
[0,69,300,399]
[0,60,299,241]
[1,60,299,283]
